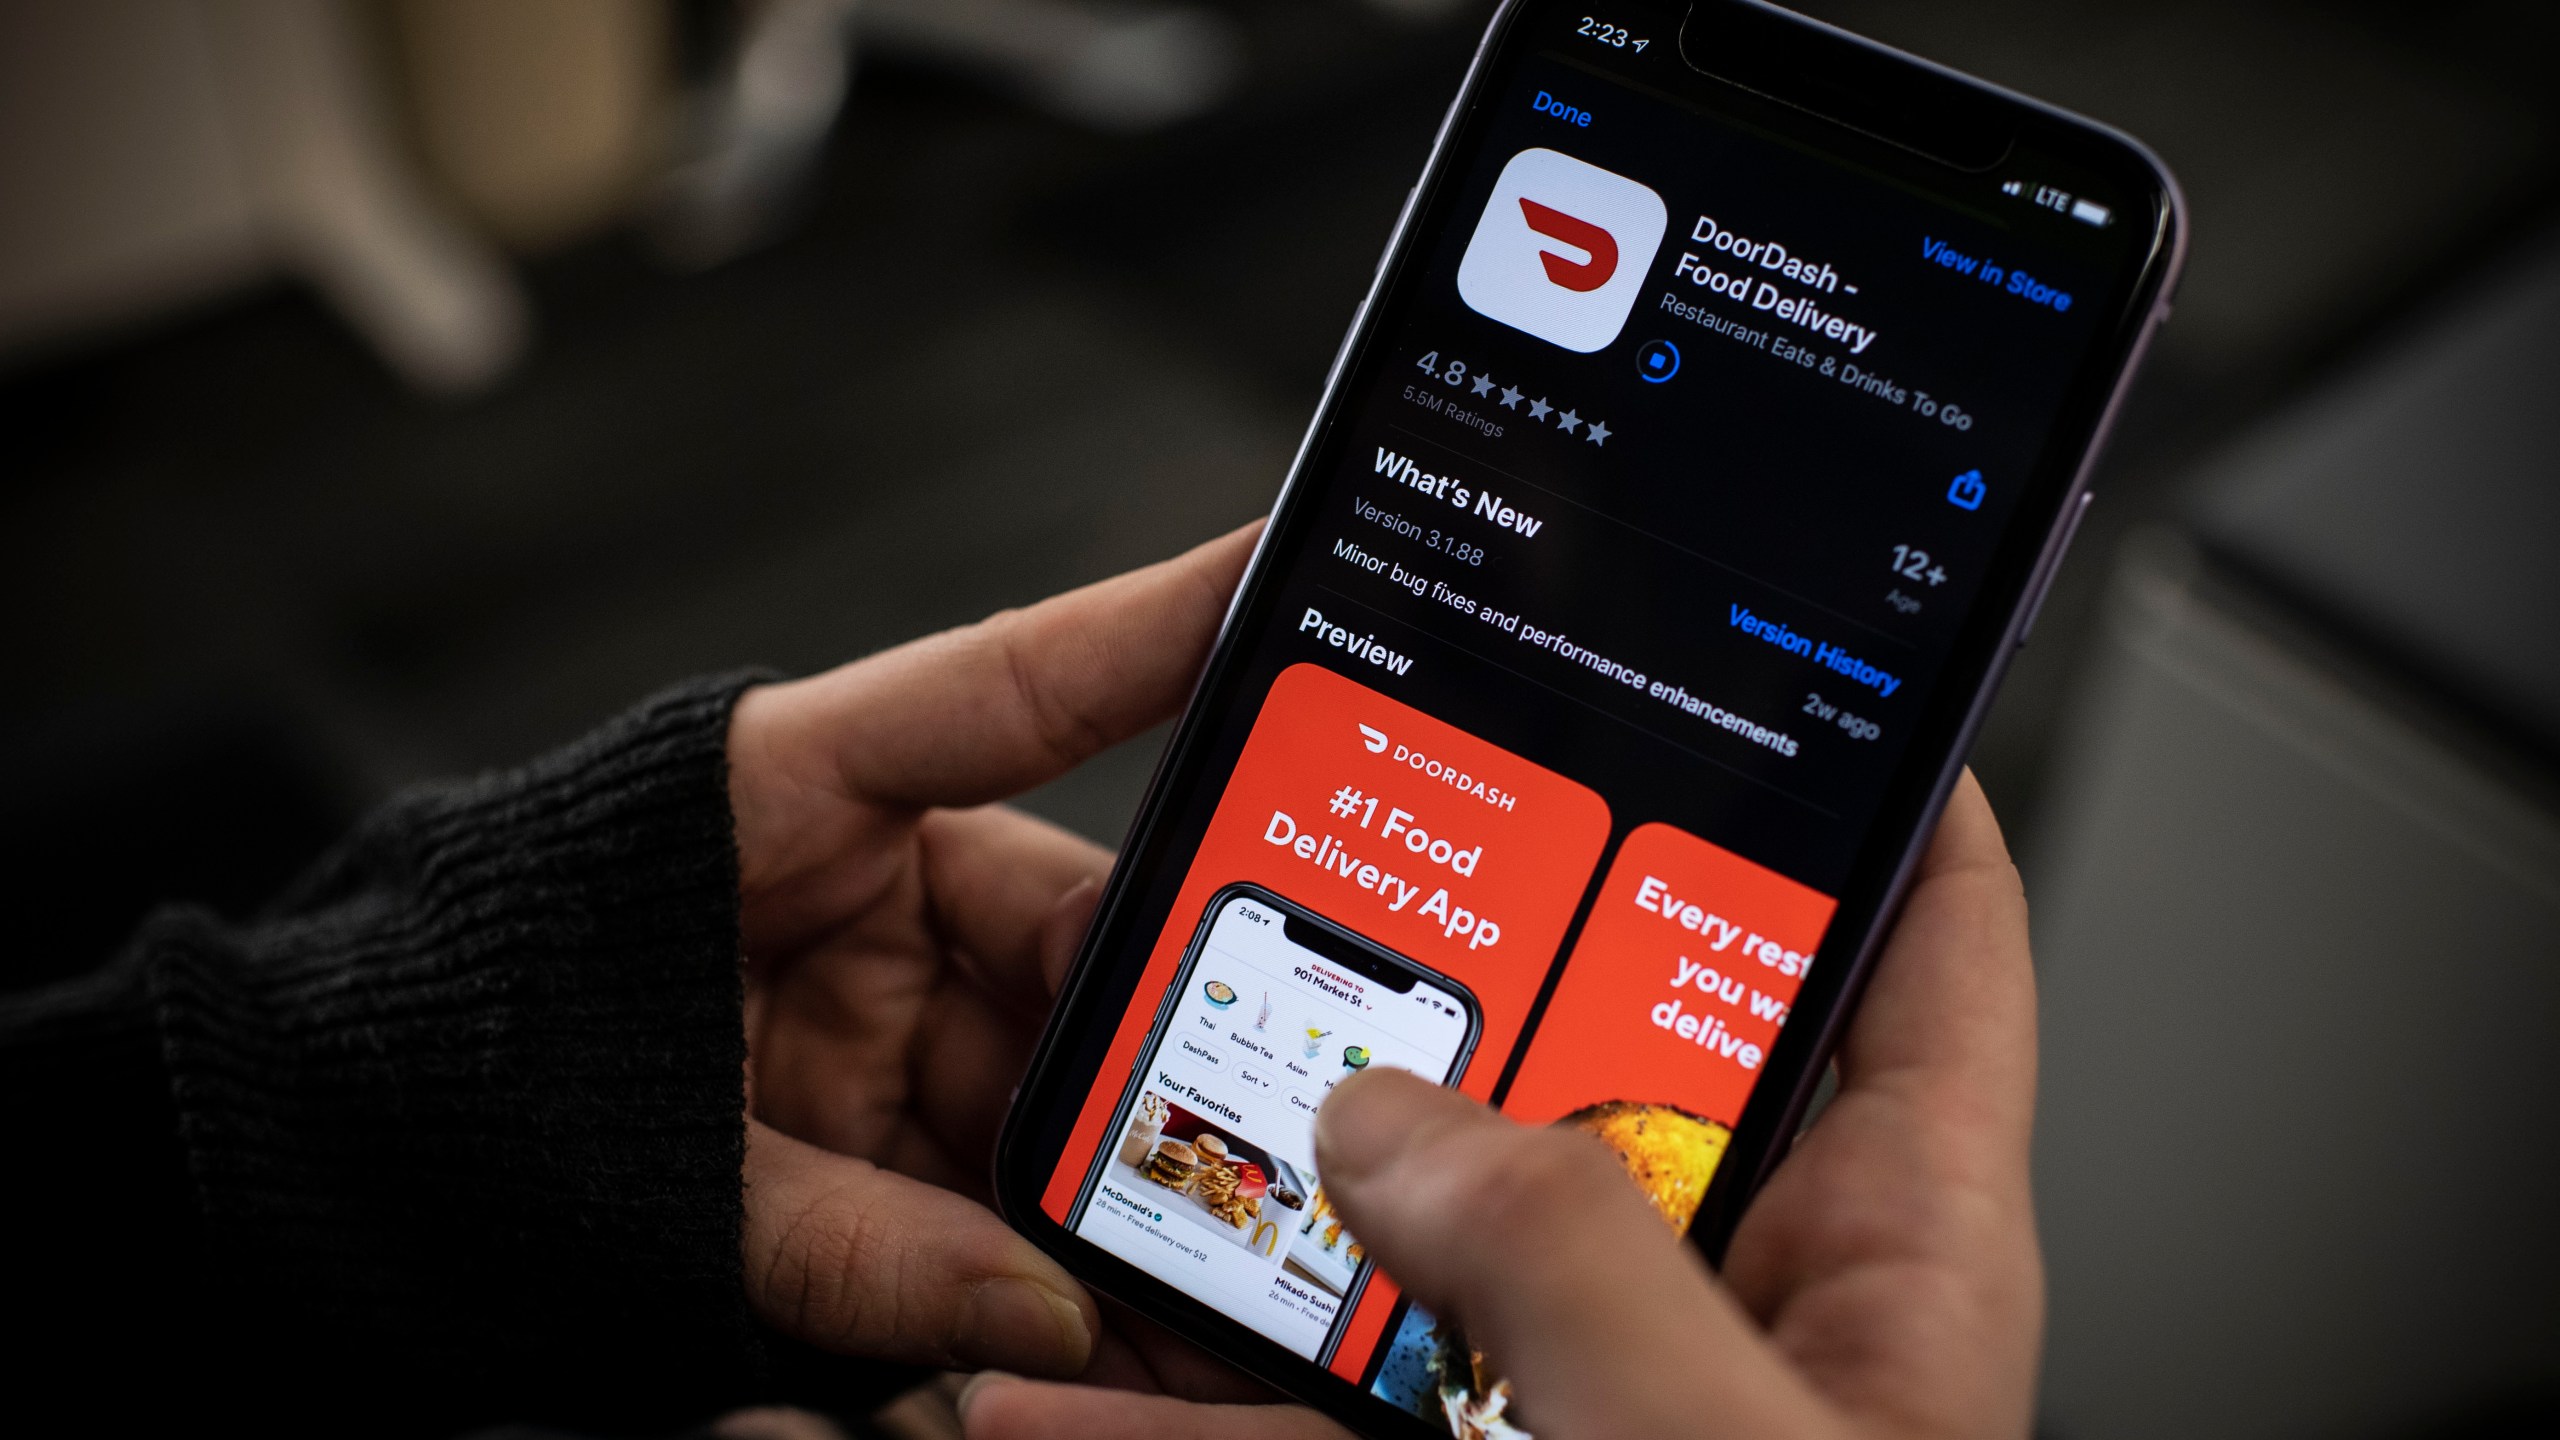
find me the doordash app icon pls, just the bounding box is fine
[1458,148,1668,353]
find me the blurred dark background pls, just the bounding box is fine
[3,2,2555,1437]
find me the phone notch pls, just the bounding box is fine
[1677,0,2018,171]
[1283,911,1423,995]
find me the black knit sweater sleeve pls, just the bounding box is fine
[0,674,772,1434]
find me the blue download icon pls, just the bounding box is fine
[1947,469,1987,510]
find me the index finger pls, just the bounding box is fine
[772,523,1258,811]
[1719,770,2043,1430]
[1830,769,2037,1159]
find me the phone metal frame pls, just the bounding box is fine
[1064,882,1485,1365]
[996,2,2186,1431]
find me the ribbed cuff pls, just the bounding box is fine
[146,672,772,1429]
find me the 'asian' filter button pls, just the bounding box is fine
[1176,1036,1227,1072]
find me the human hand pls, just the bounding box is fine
[721,524,1260,1379]
[958,771,2040,1439]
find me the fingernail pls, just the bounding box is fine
[954,1370,1015,1422]
[958,1278,1092,1375]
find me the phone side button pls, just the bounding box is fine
[1321,301,1369,396]
[1378,185,1419,283]
[2017,492,2093,646]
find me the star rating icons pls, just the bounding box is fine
[1551,409,1612,445]
[1513,392,1608,444]
[1412,349,1616,447]
[1530,399,1607,444]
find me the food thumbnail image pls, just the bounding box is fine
[1116,1092,1173,1167]
[1110,1092,1307,1258]
[1567,1098,1729,1232]
[1279,1184,1367,1298]
[1368,1101,1732,1438]
[1140,1137,1199,1187]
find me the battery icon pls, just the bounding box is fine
[2070,197,2113,227]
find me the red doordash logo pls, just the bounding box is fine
[1459,148,1667,353]
[1518,198,1619,291]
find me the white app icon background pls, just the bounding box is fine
[1457,147,1669,354]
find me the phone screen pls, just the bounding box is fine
[1006,0,2174,1415]
[1070,888,1479,1361]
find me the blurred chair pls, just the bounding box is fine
[2028,235,2560,1439]
[856,0,1476,138]
[863,0,1242,133]
[0,0,528,391]
[652,0,1266,265]
[0,0,1282,381]
[388,0,679,257]
[650,0,1250,265]
[656,0,1484,266]
[651,0,861,267]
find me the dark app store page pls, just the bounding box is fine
[1040,9,2136,1411]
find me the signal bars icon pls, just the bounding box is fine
[2001,180,2025,196]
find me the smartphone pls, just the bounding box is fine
[997,1,2183,1431]
[1065,884,1482,1365]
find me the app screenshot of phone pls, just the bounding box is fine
[1072,889,1475,1360]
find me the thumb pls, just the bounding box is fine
[1313,1071,1823,1438]
[743,1120,1097,1375]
